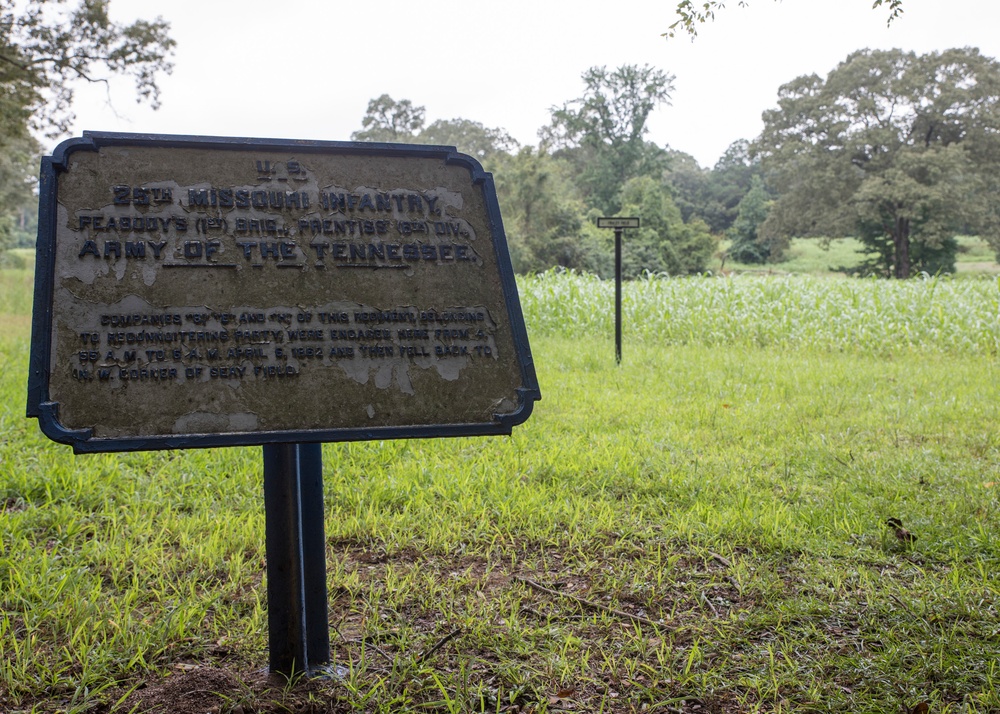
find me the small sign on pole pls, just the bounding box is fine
[596,217,640,230]
[596,217,640,364]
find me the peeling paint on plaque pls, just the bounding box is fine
[27,133,540,452]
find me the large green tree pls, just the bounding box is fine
[491,147,604,274]
[754,47,1000,278]
[419,118,519,164]
[350,94,426,142]
[351,96,518,166]
[663,140,760,235]
[1,0,174,139]
[0,133,40,257]
[661,148,710,225]
[725,174,778,264]
[352,97,592,273]
[617,175,717,277]
[706,140,760,234]
[542,64,674,214]
[0,1,173,259]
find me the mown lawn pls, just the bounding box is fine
[1,270,999,713]
[714,235,1000,276]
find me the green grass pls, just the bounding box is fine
[0,248,34,272]
[717,237,869,275]
[714,235,1000,276]
[2,269,1000,712]
[955,235,1000,273]
[0,267,33,318]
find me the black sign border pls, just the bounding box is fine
[27,131,541,453]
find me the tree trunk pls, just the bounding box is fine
[893,217,911,279]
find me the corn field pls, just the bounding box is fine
[517,270,1000,354]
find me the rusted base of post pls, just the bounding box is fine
[263,442,330,676]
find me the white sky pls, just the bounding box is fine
[61,0,1000,169]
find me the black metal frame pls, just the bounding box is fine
[26,131,541,453]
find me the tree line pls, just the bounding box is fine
[2,2,997,279]
[354,46,1000,280]
[351,68,742,279]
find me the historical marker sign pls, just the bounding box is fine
[596,217,640,229]
[28,132,541,453]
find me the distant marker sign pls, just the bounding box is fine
[596,217,640,364]
[596,217,640,229]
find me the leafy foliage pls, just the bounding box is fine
[0,0,175,139]
[755,47,1000,278]
[342,48,1000,280]
[352,78,722,277]
[419,118,519,162]
[725,174,777,264]
[661,147,708,225]
[0,1,174,259]
[350,94,426,142]
[617,175,716,276]
[543,65,674,214]
[665,0,905,38]
[492,147,607,275]
[0,133,39,257]
[351,95,519,166]
[707,139,759,232]
[665,140,759,235]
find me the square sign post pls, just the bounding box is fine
[27,132,541,676]
[596,217,640,364]
[263,442,329,674]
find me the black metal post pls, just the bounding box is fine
[615,227,623,365]
[263,442,330,676]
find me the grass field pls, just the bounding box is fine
[2,268,1000,713]
[713,235,1000,276]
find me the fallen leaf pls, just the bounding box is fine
[556,688,576,698]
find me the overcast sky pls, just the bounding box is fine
[62,0,1000,168]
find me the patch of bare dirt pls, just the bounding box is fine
[110,664,349,714]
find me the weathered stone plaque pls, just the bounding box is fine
[27,132,540,452]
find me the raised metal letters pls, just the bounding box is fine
[28,132,540,452]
